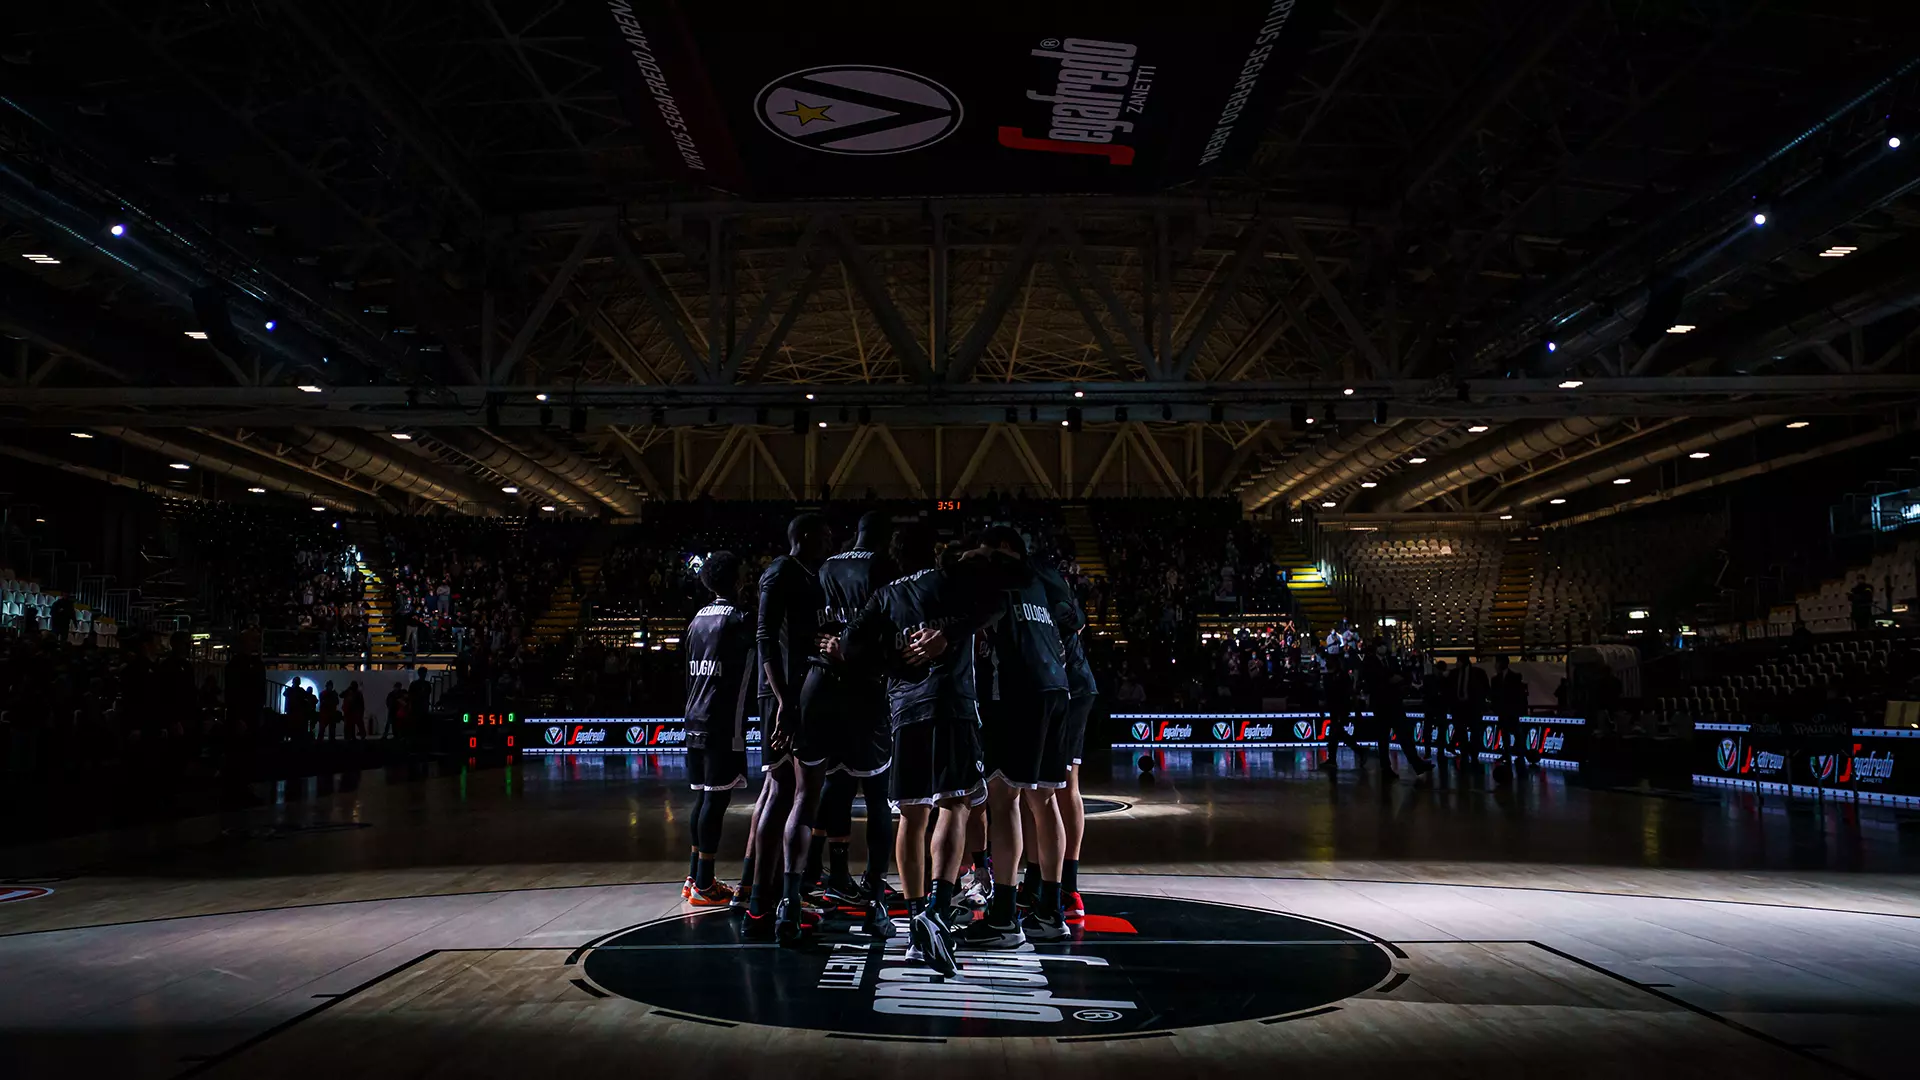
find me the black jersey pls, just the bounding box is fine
[1036,566,1096,696]
[757,554,824,700]
[818,549,898,651]
[684,600,753,750]
[842,557,1017,729]
[982,562,1068,701]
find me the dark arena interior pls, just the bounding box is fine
[6,3,1920,1077]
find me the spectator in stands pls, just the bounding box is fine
[1850,576,1874,630]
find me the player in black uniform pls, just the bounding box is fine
[749,513,836,944]
[836,526,1021,976]
[1044,562,1097,920]
[964,525,1072,949]
[680,552,753,906]
[807,511,897,937]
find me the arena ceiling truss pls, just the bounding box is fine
[1,1,1916,521]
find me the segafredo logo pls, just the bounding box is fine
[569,726,607,746]
[650,724,687,746]
[1292,720,1316,740]
[1155,721,1193,741]
[1855,749,1895,782]
[577,893,1392,1037]
[1213,722,1233,740]
[1716,737,1739,772]
[1750,749,1787,774]
[1238,722,1276,741]
[1131,721,1152,741]
[1527,727,1566,755]
[756,66,963,156]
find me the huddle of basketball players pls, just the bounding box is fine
[677,510,1096,974]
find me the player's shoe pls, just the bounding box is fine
[957,874,991,910]
[742,911,775,940]
[957,916,1027,950]
[908,908,956,976]
[687,881,734,907]
[1014,882,1038,913]
[730,883,751,910]
[775,898,813,947]
[862,899,896,939]
[1024,910,1070,942]
[822,873,866,906]
[1064,890,1086,919]
[681,877,694,899]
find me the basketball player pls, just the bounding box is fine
[1045,564,1096,918]
[807,511,899,937]
[681,552,752,906]
[747,514,836,944]
[835,527,1022,976]
[964,525,1071,949]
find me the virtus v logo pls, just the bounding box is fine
[1131,721,1151,741]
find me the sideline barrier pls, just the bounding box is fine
[1111,711,1585,768]
[1691,720,1918,806]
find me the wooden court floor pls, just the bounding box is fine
[3,749,1918,1079]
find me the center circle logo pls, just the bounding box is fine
[1716,737,1738,772]
[755,65,963,156]
[578,893,1393,1037]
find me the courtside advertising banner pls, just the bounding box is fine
[600,1,1330,196]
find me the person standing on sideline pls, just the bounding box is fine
[1849,576,1875,631]
[1450,656,1490,764]
[680,551,754,907]
[407,668,432,739]
[318,680,340,741]
[1489,655,1535,782]
[1365,641,1430,781]
[384,680,407,740]
[342,681,365,741]
[1319,654,1367,772]
[1421,659,1452,755]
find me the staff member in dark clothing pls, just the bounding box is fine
[1489,655,1536,783]
[750,513,836,945]
[1364,642,1431,781]
[807,512,899,936]
[837,526,1020,976]
[1421,659,1451,754]
[1319,654,1368,773]
[965,525,1072,950]
[1447,657,1490,762]
[682,551,754,908]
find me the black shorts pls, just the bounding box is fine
[980,689,1070,789]
[889,708,985,807]
[687,746,748,791]
[760,692,829,772]
[800,666,892,777]
[1063,692,1095,766]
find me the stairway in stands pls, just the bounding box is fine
[1059,505,1113,628]
[1487,533,1540,653]
[355,558,405,666]
[1274,534,1343,636]
[529,527,613,646]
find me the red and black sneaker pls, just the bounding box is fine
[1065,890,1086,919]
[687,880,735,907]
[681,877,694,900]
[742,910,776,940]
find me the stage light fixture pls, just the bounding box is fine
[247,487,267,494]
[1321,501,1336,508]
[805,392,816,401]
[1060,419,1069,427]
[1030,406,1038,422]
[1161,404,1173,421]
[1612,477,1632,485]
[1892,136,1904,149]
[297,384,323,393]
[110,224,126,237]
[1752,212,1768,226]
[1689,451,1711,459]
[1549,497,1567,505]
[502,486,520,494]
[1456,381,1471,403]
[1558,379,1584,389]
[391,432,413,440]
[708,407,718,424]
[535,392,549,402]
[839,406,850,423]
[1545,341,1557,353]
[1360,481,1377,489]
[541,505,557,513]
[1408,456,1427,464]
[1667,324,1696,333]
[1786,420,1810,429]
[1468,424,1490,433]
[185,331,209,339]
[169,462,190,470]
[858,405,872,424]
[538,405,553,428]
[264,320,276,331]
[817,420,828,429]
[1499,514,1514,521]
[70,431,92,439]
[1073,389,1085,399]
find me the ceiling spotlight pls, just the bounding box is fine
[540,504,558,512]
[1073,390,1085,399]
[1786,420,1811,429]
[296,384,323,393]
[1890,136,1903,149]
[1305,416,1316,425]
[501,486,520,494]
[110,224,126,237]
[1342,387,1354,396]
[1558,379,1584,389]
[70,431,93,439]
[1499,514,1514,521]
[311,506,326,512]
[1060,419,1069,427]
[1667,324,1696,334]
[247,487,267,494]
[264,320,276,332]
[391,432,413,440]
[1468,424,1490,433]
[1688,451,1711,459]
[1549,497,1567,505]
[817,420,828,428]
[22,253,60,264]
[1612,477,1632,485]
[1360,481,1377,489]
[1321,501,1336,508]
[168,462,190,470]
[535,392,549,402]
[1752,212,1768,226]
[1545,341,1558,353]
[805,392,816,401]
[1408,456,1427,464]
[1818,246,1857,258]
[185,331,210,339]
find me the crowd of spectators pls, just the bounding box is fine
[379,519,587,656]
[169,505,364,635]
